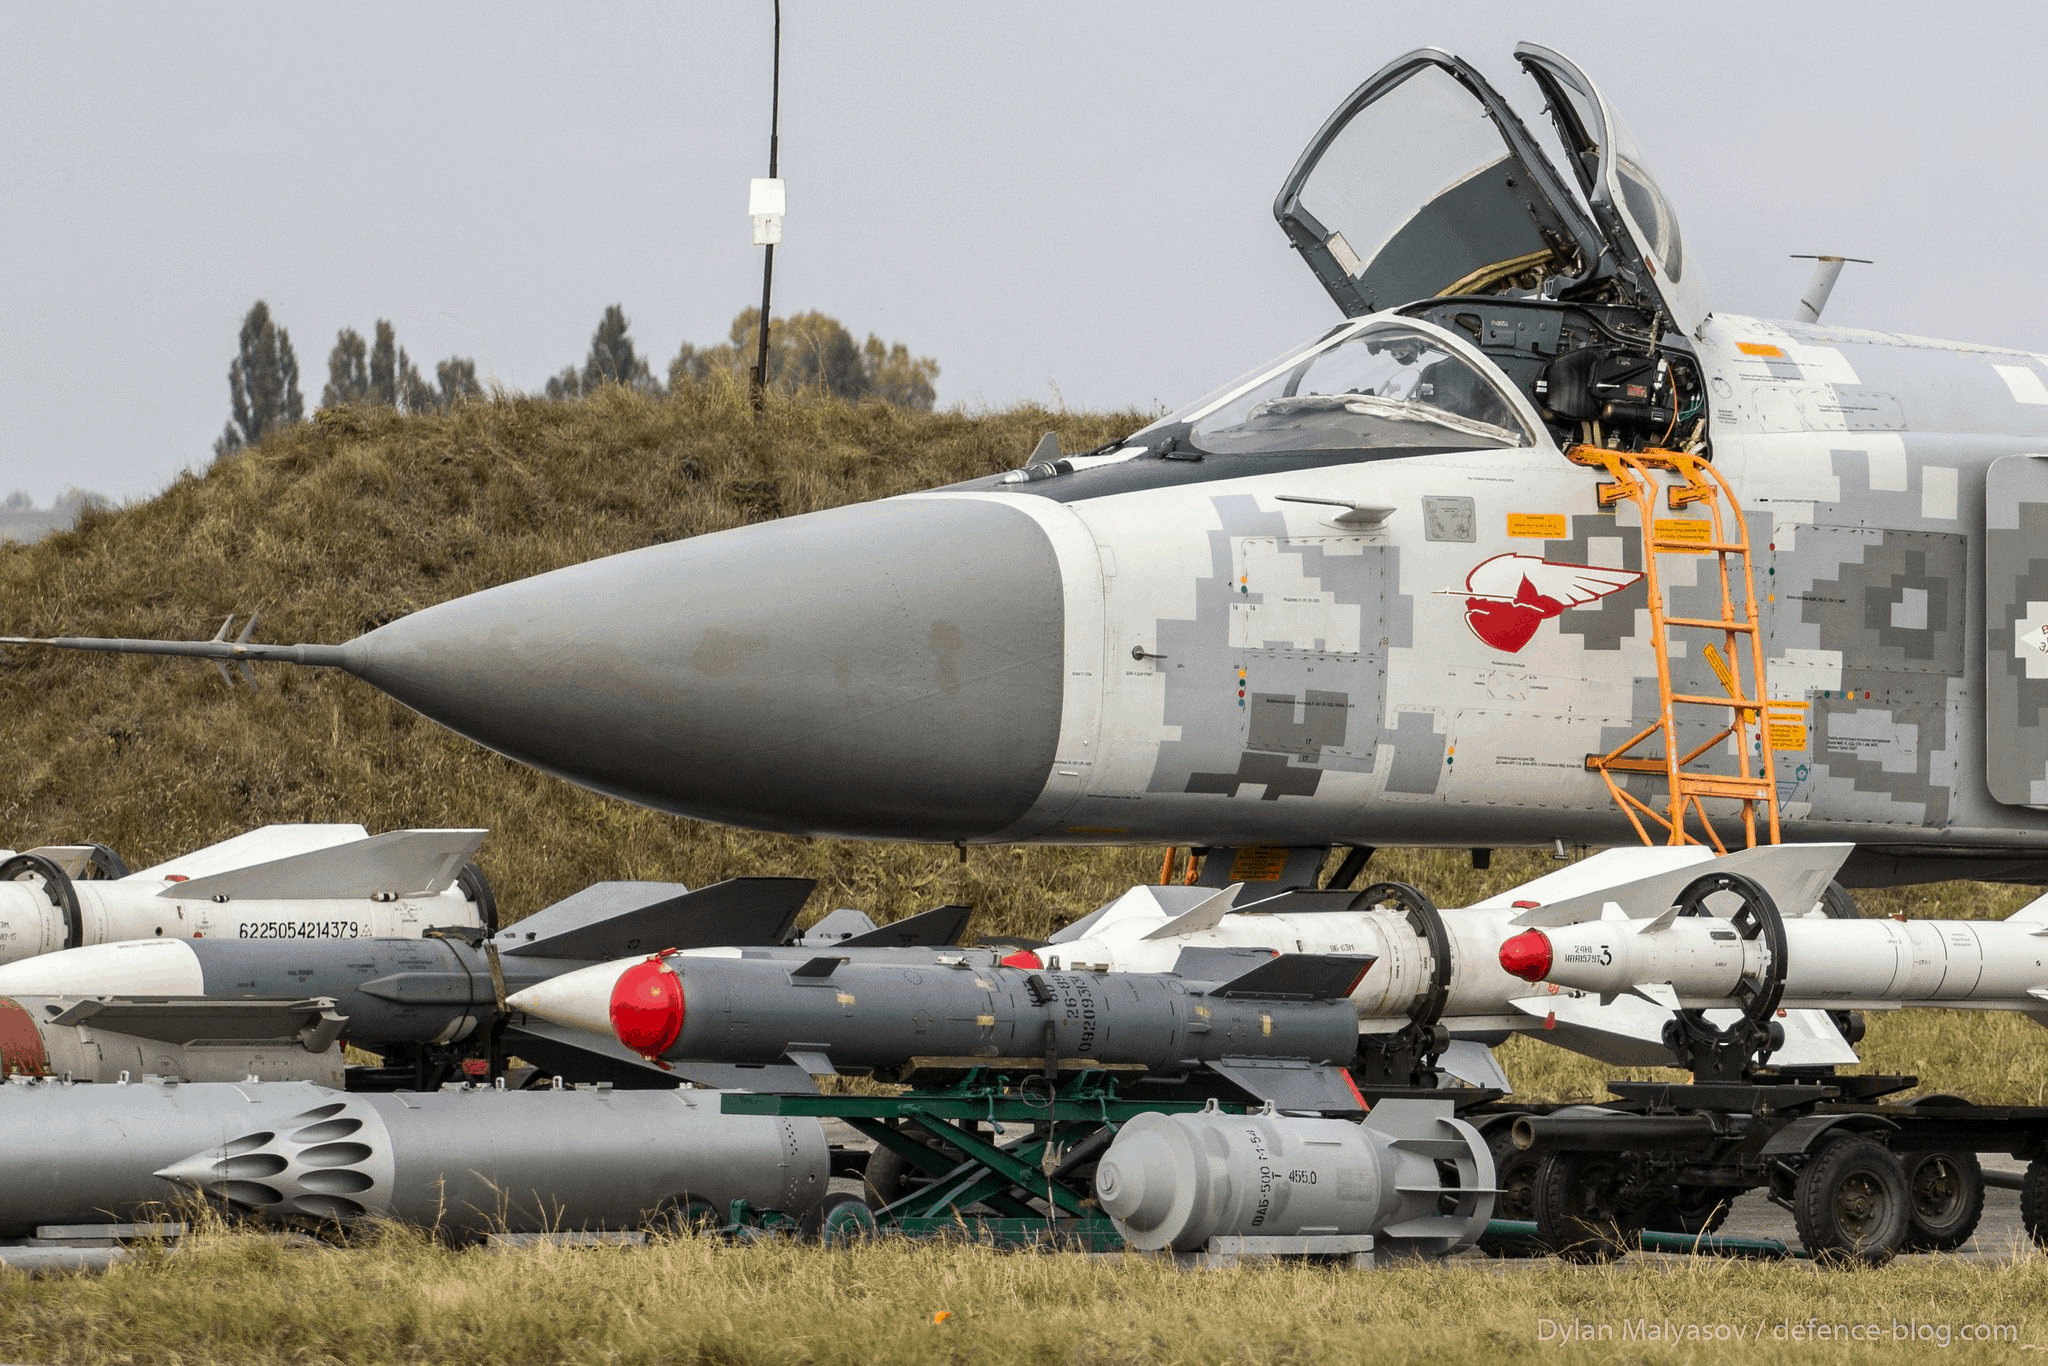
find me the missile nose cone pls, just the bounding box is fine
[506,958,636,1038]
[342,496,1066,840]
[610,956,685,1058]
[1499,929,1553,983]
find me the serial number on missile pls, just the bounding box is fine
[236,921,364,940]
[1051,973,1099,1054]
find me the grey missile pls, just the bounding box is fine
[512,949,1377,1111]
[157,1084,829,1236]
[0,824,491,963]
[0,876,819,1086]
[1093,1098,1494,1258]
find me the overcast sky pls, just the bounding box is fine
[4,3,2045,504]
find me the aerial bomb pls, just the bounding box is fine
[1092,1098,1493,1257]
[0,1076,347,1236]
[511,950,1377,1111]
[0,994,347,1085]
[0,824,490,964]
[157,1084,829,1236]
[1499,884,2048,1013]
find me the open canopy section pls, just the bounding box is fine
[1273,48,1603,318]
[1515,43,1710,336]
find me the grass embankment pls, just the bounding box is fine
[1,1223,2042,1365]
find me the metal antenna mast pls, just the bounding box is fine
[749,0,783,412]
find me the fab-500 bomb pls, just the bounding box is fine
[0,824,490,963]
[1093,1098,1494,1258]
[157,1084,829,1236]
[511,950,1377,1112]
[1499,882,2048,1013]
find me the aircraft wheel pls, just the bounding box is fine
[1899,1149,1984,1252]
[1642,1184,1738,1238]
[803,1193,879,1247]
[1475,1125,1545,1257]
[1793,1136,1908,1265]
[1532,1150,1640,1263]
[2019,1160,2048,1246]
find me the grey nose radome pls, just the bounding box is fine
[337,496,1066,840]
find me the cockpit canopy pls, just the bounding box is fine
[1184,321,1532,455]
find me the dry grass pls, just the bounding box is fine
[0,1220,2042,1365]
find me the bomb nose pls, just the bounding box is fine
[1498,929,1554,982]
[341,496,1066,840]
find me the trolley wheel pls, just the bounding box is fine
[1642,1185,1738,1238]
[802,1193,879,1248]
[1898,1149,1984,1252]
[2019,1159,2048,1247]
[863,1134,966,1208]
[1793,1136,1909,1265]
[1475,1124,1545,1257]
[1532,1150,1640,1263]
[646,1193,721,1237]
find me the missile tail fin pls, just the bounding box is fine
[1140,883,1244,940]
[1635,905,1683,934]
[504,876,815,960]
[161,828,488,901]
[1210,952,1375,1001]
[838,904,973,948]
[1205,1059,1368,1113]
[1631,981,1681,1009]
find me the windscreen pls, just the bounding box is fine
[1187,325,1529,456]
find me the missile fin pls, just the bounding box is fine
[837,904,973,949]
[1635,906,1683,935]
[1140,884,1244,940]
[160,828,488,901]
[2028,987,2048,1002]
[789,957,845,979]
[36,994,346,1046]
[1505,843,1854,928]
[1205,1059,1367,1113]
[1210,952,1375,1001]
[504,877,814,959]
[2007,890,2048,923]
[795,908,878,945]
[1170,945,1277,980]
[1631,981,1681,1010]
[784,1048,835,1075]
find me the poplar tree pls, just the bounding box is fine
[215,301,304,456]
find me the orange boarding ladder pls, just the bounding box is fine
[1564,445,1781,852]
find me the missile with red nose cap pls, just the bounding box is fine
[1499,873,2048,1014]
[511,948,1378,1112]
[996,842,1867,1072]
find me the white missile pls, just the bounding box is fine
[0,824,490,963]
[998,843,1864,1072]
[1501,882,2048,1015]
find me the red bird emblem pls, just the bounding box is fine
[1458,554,1643,653]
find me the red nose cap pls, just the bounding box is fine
[1499,929,1554,983]
[999,949,1043,970]
[610,957,686,1058]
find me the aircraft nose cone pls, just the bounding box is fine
[341,497,1065,839]
[1498,929,1554,983]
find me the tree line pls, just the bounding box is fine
[214,301,941,456]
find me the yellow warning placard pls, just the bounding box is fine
[1227,846,1291,882]
[1653,518,1712,550]
[1736,341,1786,359]
[1506,513,1567,538]
[1769,721,1809,751]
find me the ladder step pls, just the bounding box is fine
[1663,616,1755,632]
[1587,756,1672,775]
[1668,692,1765,709]
[1650,539,1747,553]
[1679,775,1775,800]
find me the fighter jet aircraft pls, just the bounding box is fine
[13,44,2048,892]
